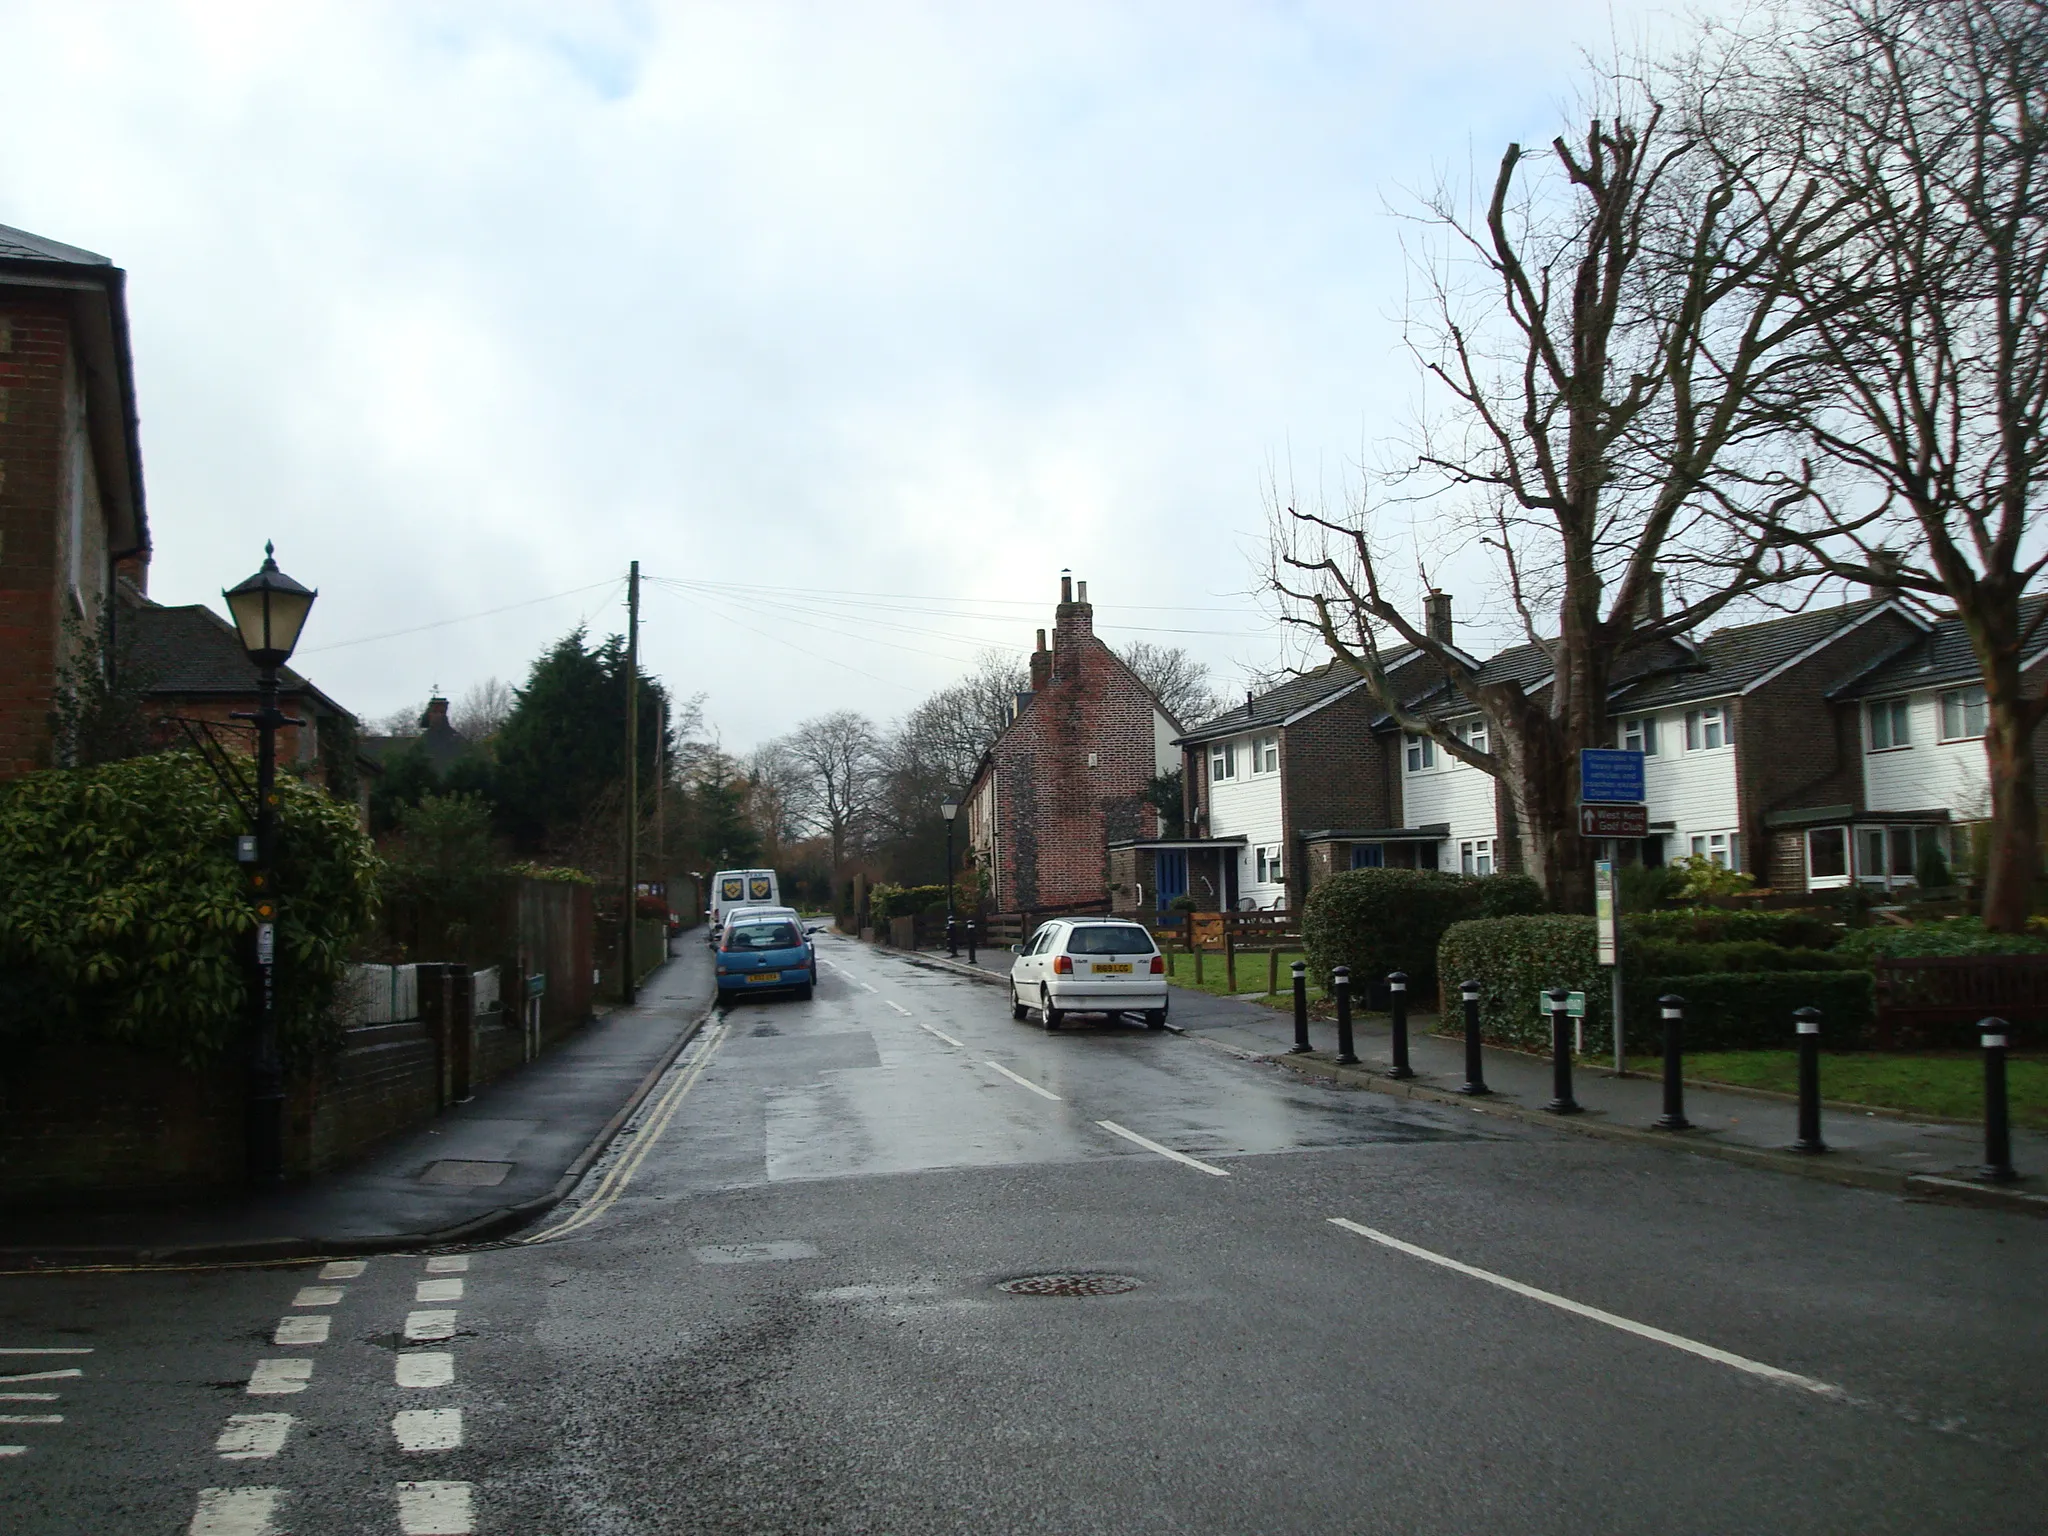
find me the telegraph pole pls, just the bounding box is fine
[623,560,640,1005]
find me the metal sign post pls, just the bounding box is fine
[1580,747,1645,1080]
[1597,853,1626,1075]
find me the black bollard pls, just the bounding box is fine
[1456,979,1489,1095]
[1655,993,1690,1131]
[1386,970,1415,1079]
[1290,961,1311,1054]
[1545,988,1581,1114]
[966,919,977,967]
[1791,1006,1825,1152]
[1982,1018,2017,1182]
[946,915,957,958]
[1334,966,1358,1064]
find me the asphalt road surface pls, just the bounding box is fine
[5,931,2044,1534]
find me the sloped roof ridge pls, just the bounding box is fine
[0,221,112,266]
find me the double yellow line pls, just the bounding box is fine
[520,1019,730,1245]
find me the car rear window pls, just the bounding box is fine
[728,921,801,951]
[1063,925,1156,956]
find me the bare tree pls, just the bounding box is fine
[1117,641,1221,727]
[769,710,884,872]
[897,649,1030,792]
[371,703,425,738]
[1273,58,1831,908]
[1714,0,2048,929]
[451,677,515,741]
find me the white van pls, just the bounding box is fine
[708,869,781,940]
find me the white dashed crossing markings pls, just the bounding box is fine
[188,1485,284,1535]
[1326,1218,1849,1401]
[916,1020,966,1049]
[405,1310,459,1343]
[215,1413,294,1460]
[271,1315,328,1346]
[1097,1120,1231,1176]
[246,1359,312,1396]
[318,1259,366,1279]
[987,1061,1061,1100]
[415,1278,464,1303]
[0,1349,88,1456]
[397,1479,476,1535]
[393,1407,464,1452]
[424,1255,468,1274]
[291,1286,344,1307]
[397,1352,455,1389]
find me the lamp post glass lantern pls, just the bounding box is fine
[941,800,960,955]
[223,542,316,1188]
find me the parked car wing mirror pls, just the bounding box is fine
[805,925,822,935]
[1010,943,1023,954]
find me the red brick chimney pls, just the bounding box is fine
[1029,628,1052,691]
[422,696,452,731]
[1053,573,1094,680]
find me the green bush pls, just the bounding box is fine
[0,751,378,1066]
[1628,939,1855,976]
[1646,971,1874,1050]
[1623,908,1841,950]
[868,883,950,923]
[1617,862,1680,912]
[1303,869,1544,998]
[1438,915,1607,1050]
[1834,917,2048,959]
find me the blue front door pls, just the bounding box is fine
[1156,850,1187,909]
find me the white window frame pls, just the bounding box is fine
[1255,844,1285,884]
[1939,685,1987,742]
[1683,705,1731,752]
[1459,838,1494,876]
[1210,742,1236,782]
[1404,734,1436,773]
[1866,697,1910,752]
[1253,733,1279,775]
[1621,715,1657,755]
[1806,826,1850,888]
[1455,717,1488,755]
[1687,830,1741,871]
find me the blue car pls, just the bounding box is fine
[716,914,818,1003]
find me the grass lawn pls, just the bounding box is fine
[1163,949,1318,999]
[1627,1050,2048,1129]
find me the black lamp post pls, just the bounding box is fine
[941,800,960,956]
[223,542,317,1188]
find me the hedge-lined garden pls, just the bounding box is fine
[1301,868,1545,998]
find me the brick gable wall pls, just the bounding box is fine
[0,301,75,777]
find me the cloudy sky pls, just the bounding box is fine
[2,0,1696,749]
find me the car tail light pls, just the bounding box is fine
[1053,954,1073,974]
[1150,954,1165,974]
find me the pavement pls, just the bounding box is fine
[7,929,2042,1533]
[894,941,2048,1213]
[0,941,717,1270]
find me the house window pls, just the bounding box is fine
[1456,717,1488,754]
[1210,742,1236,782]
[1255,845,1285,884]
[1621,716,1658,755]
[1807,827,1848,882]
[1350,844,1384,869]
[1460,839,1495,876]
[1683,705,1731,750]
[1688,831,1741,870]
[1253,733,1279,774]
[1405,734,1436,772]
[1859,827,1888,882]
[1940,685,1988,741]
[1866,698,1910,751]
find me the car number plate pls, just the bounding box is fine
[747,971,786,983]
[1092,963,1132,973]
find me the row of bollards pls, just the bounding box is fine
[1283,965,2021,1181]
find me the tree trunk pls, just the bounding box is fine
[1981,689,2039,933]
[1497,704,1592,912]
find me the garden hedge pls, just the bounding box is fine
[1438,915,1609,1050]
[1623,908,1841,950]
[0,750,378,1065]
[1645,971,1874,1051]
[1304,869,1544,1001]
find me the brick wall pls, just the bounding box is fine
[0,301,74,778]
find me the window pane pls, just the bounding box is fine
[1685,712,1700,750]
[1867,702,1889,750]
[1891,700,1909,745]
[1066,925,1156,955]
[1810,827,1847,879]
[1860,829,1886,878]
[1966,688,1987,736]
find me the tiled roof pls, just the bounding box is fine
[123,596,348,717]
[0,222,111,267]
[1835,597,2048,699]
[1177,650,1418,744]
[1608,599,1908,712]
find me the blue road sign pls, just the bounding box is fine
[1580,748,1646,804]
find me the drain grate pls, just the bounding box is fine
[998,1273,1143,1298]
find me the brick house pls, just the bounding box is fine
[963,575,1182,914]
[0,222,150,780]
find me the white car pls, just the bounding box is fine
[1009,918,1168,1031]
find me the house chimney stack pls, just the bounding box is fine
[1061,570,1073,604]
[1424,590,1454,645]
[1869,549,1903,594]
[1639,570,1665,622]
[1030,627,1052,691]
[423,696,451,731]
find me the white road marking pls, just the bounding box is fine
[0,1348,91,1355]
[0,1368,80,1384]
[916,1020,966,1049]
[188,1486,283,1535]
[1326,1218,1848,1400]
[0,1414,61,1424]
[404,1310,458,1343]
[415,1278,464,1303]
[0,1447,23,1457]
[692,1241,818,1264]
[396,1352,454,1389]
[272,1316,328,1346]
[397,1480,475,1534]
[246,1360,312,1396]
[0,1393,58,1401]
[857,981,878,994]
[291,1286,345,1307]
[318,1260,366,1279]
[987,1061,1061,1100]
[424,1255,469,1274]
[215,1413,294,1460]
[1097,1120,1231,1176]
[393,1407,463,1452]
[884,999,911,1016]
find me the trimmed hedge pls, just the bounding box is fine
[1302,869,1543,999]
[1648,971,1874,1051]
[1623,908,1841,950]
[1438,915,1608,1051]
[1628,940,1854,976]
[1834,918,2048,959]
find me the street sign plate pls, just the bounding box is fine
[1536,990,1586,1018]
[1580,803,1649,838]
[526,973,546,998]
[1579,748,1646,803]
[1594,859,1617,966]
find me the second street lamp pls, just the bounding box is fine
[223,542,317,1189]
[941,800,959,956]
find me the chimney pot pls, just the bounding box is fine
[1077,580,1088,604]
[1424,590,1454,645]
[1061,570,1073,604]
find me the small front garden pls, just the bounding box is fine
[1630,1049,2048,1129]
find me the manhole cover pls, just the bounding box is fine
[998,1273,1143,1298]
[418,1160,512,1187]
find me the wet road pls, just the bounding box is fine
[5,931,2046,1533]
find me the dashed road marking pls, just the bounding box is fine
[1097,1119,1230,1176]
[272,1316,328,1346]
[393,1407,463,1452]
[424,1256,468,1274]
[1326,1217,1848,1400]
[0,1367,80,1384]
[415,1278,464,1303]
[0,1413,61,1424]
[916,1020,966,1049]
[215,1413,294,1460]
[0,1348,91,1355]
[397,1479,475,1534]
[0,1392,58,1401]
[188,1486,284,1535]
[397,1352,454,1389]
[987,1061,1061,1101]
[884,998,911,1015]
[246,1360,312,1396]
[0,1447,23,1457]
[318,1260,366,1279]
[404,1311,458,1343]
[291,1286,344,1307]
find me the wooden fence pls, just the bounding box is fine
[1872,956,2048,1049]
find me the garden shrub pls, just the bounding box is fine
[1438,915,1607,1051]
[1834,917,2048,959]
[1623,908,1841,950]
[1627,939,1854,976]
[0,750,378,1066]
[1303,869,1544,998]
[1644,971,1874,1050]
[868,883,950,923]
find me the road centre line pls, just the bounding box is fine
[1327,1218,1847,1400]
[916,1020,966,1049]
[1097,1120,1231,1176]
[987,1061,1061,1100]
[0,1348,92,1355]
[884,999,912,1016]
[0,1368,81,1384]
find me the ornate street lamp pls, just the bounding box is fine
[941,800,960,957]
[223,542,317,1187]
